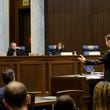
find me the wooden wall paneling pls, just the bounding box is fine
[9,0,31,50]
[45,0,92,54]
[19,62,47,95]
[49,59,81,76]
[92,0,110,51]
[9,0,14,42]
[18,8,31,51]
[9,0,18,42]
[45,63,50,94]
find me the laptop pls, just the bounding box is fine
[83,65,95,73]
[83,65,104,77]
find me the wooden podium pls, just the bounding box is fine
[50,75,103,110]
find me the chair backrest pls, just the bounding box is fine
[18,46,26,51]
[56,90,83,110]
[48,44,56,55]
[82,45,100,56]
[27,91,42,109]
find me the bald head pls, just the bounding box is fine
[4,81,27,109]
[10,42,17,50]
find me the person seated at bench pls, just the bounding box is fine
[53,42,64,55]
[54,95,77,110]
[7,42,27,56]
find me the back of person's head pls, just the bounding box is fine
[54,95,77,110]
[1,68,15,84]
[3,81,27,109]
[93,81,110,110]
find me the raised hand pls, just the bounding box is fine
[77,54,86,63]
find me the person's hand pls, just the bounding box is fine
[26,94,31,104]
[77,55,86,63]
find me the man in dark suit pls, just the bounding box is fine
[7,42,27,56]
[78,34,110,81]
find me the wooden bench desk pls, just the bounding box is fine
[33,96,56,106]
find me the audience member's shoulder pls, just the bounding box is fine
[0,86,5,99]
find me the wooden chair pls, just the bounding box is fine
[27,91,40,110]
[56,90,83,110]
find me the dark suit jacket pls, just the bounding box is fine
[85,50,110,81]
[7,48,27,56]
[52,49,64,55]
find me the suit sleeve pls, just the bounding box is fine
[85,51,110,65]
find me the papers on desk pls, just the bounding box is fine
[62,74,86,78]
[61,52,73,56]
[82,72,104,79]
[85,75,102,79]
[41,96,56,100]
[35,96,56,105]
[60,73,104,79]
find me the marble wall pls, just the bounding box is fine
[31,0,45,55]
[0,0,9,55]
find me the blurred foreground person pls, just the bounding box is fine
[54,95,77,110]
[93,81,110,110]
[3,81,29,110]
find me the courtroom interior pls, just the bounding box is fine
[0,0,110,110]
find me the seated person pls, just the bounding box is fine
[7,42,27,56]
[53,42,64,55]
[0,69,15,100]
[54,95,77,110]
[3,81,29,110]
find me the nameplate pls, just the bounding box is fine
[61,52,73,56]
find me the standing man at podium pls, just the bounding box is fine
[78,34,110,81]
